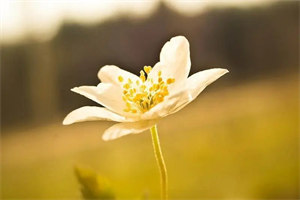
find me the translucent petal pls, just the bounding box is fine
[142,68,228,119]
[63,106,127,125]
[71,83,127,116]
[102,120,157,141]
[141,89,187,120]
[168,68,229,115]
[98,65,139,86]
[148,36,191,94]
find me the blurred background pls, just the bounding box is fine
[1,0,299,199]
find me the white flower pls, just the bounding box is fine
[63,36,228,141]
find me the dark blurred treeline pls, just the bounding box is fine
[1,1,299,129]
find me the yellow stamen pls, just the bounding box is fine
[121,66,175,114]
[167,78,175,84]
[140,70,146,82]
[118,76,124,82]
[123,83,130,89]
[140,84,146,91]
[131,109,137,113]
[144,66,152,74]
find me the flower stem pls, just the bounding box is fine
[150,125,168,200]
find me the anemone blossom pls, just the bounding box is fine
[63,35,228,199]
[63,36,228,141]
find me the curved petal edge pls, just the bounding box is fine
[167,68,229,116]
[102,120,157,141]
[63,106,127,125]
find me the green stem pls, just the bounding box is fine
[150,125,168,200]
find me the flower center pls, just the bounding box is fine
[118,66,175,114]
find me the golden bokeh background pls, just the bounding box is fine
[1,0,299,199]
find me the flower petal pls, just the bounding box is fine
[148,36,191,92]
[71,84,109,105]
[168,68,229,115]
[141,89,187,120]
[185,68,229,99]
[97,65,139,86]
[63,106,127,125]
[71,83,127,116]
[142,68,228,119]
[102,120,157,141]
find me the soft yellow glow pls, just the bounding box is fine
[165,0,275,16]
[1,0,275,44]
[1,0,159,44]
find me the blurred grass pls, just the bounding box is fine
[1,74,299,199]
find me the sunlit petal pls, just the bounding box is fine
[141,90,187,120]
[63,106,127,125]
[148,36,191,93]
[98,65,139,86]
[168,68,229,115]
[71,83,127,116]
[102,120,157,141]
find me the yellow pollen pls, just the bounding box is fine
[123,83,130,89]
[140,84,146,91]
[118,76,124,82]
[144,66,152,74]
[140,70,146,82]
[121,66,175,113]
[167,78,175,84]
[131,109,137,113]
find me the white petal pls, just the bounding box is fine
[168,68,229,115]
[63,106,127,125]
[185,68,229,99]
[71,84,109,105]
[148,36,191,93]
[71,83,127,116]
[141,90,187,120]
[143,68,228,119]
[102,120,157,141]
[97,65,139,86]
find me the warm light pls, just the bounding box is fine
[1,0,275,44]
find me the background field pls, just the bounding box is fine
[2,73,298,199]
[1,0,299,199]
